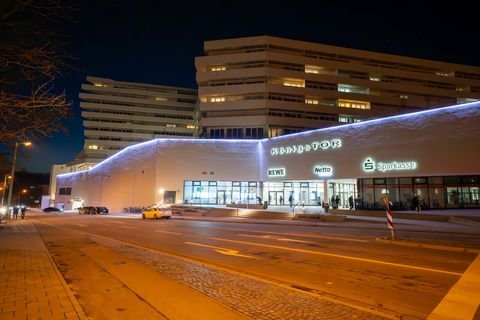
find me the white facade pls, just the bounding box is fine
[56,102,480,212]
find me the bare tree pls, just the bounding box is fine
[0,0,78,147]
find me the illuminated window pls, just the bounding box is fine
[93,83,104,87]
[338,84,369,94]
[88,145,99,150]
[435,71,453,77]
[338,99,371,110]
[400,95,409,100]
[155,97,167,101]
[283,80,305,87]
[166,124,176,128]
[305,98,319,105]
[369,76,381,81]
[210,66,226,71]
[305,65,321,74]
[210,97,225,102]
[187,125,195,129]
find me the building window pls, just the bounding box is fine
[338,84,369,94]
[338,99,371,110]
[400,95,409,100]
[369,75,382,81]
[245,127,264,138]
[59,187,72,195]
[210,97,225,103]
[305,98,319,105]
[210,66,226,71]
[210,128,224,138]
[283,79,305,87]
[226,128,242,138]
[305,65,321,74]
[88,145,99,150]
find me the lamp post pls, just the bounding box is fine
[17,188,27,206]
[1,175,11,206]
[6,141,31,219]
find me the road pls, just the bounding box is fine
[28,212,480,320]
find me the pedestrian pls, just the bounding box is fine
[21,206,26,219]
[288,193,293,207]
[412,195,421,212]
[279,195,283,205]
[13,206,19,220]
[348,195,354,210]
[331,195,336,209]
[335,195,340,209]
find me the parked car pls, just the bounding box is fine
[142,205,172,219]
[96,207,109,215]
[43,207,61,212]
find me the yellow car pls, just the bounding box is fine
[142,205,172,219]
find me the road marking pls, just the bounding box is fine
[211,237,462,276]
[109,221,125,224]
[185,241,258,259]
[120,226,137,230]
[155,230,182,235]
[214,227,368,243]
[428,255,480,319]
[238,234,313,243]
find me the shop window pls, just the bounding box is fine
[374,178,385,185]
[209,181,217,186]
[284,182,292,187]
[193,181,201,186]
[414,177,427,184]
[248,182,257,187]
[232,181,240,187]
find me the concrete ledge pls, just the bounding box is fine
[294,214,346,222]
[376,237,480,254]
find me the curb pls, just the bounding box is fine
[32,224,88,319]
[448,216,480,227]
[376,237,480,254]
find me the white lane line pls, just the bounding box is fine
[238,234,313,243]
[155,230,182,235]
[185,241,257,259]
[428,255,480,320]
[120,226,137,229]
[214,227,368,243]
[211,237,462,276]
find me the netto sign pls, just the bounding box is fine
[314,165,333,177]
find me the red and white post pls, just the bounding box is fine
[383,194,395,240]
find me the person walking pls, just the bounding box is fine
[13,206,19,220]
[279,195,284,205]
[21,206,26,219]
[412,195,421,212]
[288,193,293,207]
[335,195,340,209]
[348,195,354,210]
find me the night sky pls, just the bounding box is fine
[20,0,479,173]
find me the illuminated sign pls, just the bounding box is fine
[314,165,333,177]
[270,139,342,156]
[363,158,417,173]
[268,168,286,177]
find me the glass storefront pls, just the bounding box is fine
[184,180,330,206]
[357,175,480,210]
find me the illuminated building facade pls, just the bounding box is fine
[71,76,198,169]
[195,36,480,139]
[56,102,480,212]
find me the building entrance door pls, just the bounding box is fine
[217,191,226,205]
[268,191,284,205]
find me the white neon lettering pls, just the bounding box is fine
[270,139,342,156]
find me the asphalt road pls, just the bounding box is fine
[29,212,479,320]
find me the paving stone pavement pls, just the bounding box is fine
[0,222,86,320]
[92,236,396,320]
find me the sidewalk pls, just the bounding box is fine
[0,219,86,320]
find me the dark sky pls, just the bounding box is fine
[20,0,479,173]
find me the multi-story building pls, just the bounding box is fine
[71,76,198,168]
[195,35,480,139]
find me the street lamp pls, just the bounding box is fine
[17,188,28,206]
[1,175,12,206]
[6,141,31,219]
